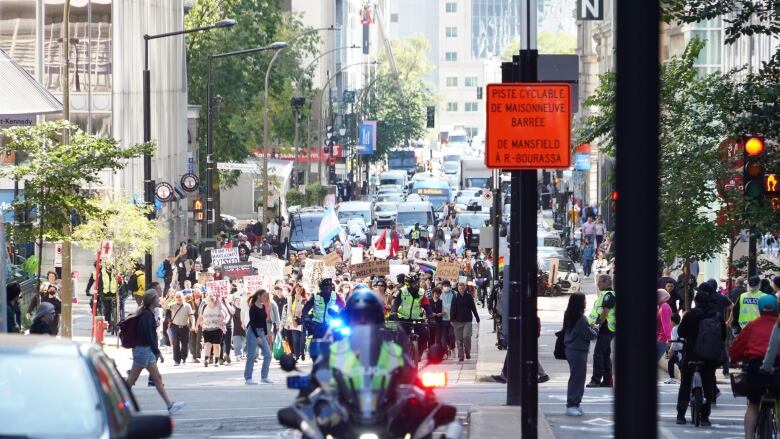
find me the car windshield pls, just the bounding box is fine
[457,214,489,228]
[541,259,576,272]
[380,177,404,187]
[537,236,561,247]
[375,203,397,212]
[291,216,322,242]
[397,211,432,227]
[465,177,490,188]
[443,162,460,172]
[449,134,468,143]
[0,354,103,437]
[337,209,371,224]
[377,194,403,203]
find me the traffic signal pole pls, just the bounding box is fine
[614,0,659,437]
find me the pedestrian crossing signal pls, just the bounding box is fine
[193,198,204,221]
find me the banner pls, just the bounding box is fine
[436,262,461,281]
[358,121,377,155]
[351,247,364,265]
[222,262,254,281]
[352,260,390,278]
[211,248,240,268]
[206,280,230,298]
[243,275,268,294]
[250,257,286,285]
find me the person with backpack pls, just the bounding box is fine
[129,264,146,306]
[730,294,780,439]
[562,292,597,417]
[675,292,726,426]
[124,290,185,414]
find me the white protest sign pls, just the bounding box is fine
[211,248,239,268]
[389,264,410,278]
[302,259,326,294]
[206,280,230,297]
[351,247,364,265]
[249,257,285,285]
[243,275,267,294]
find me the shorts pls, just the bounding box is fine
[745,358,780,404]
[203,329,224,344]
[132,346,158,368]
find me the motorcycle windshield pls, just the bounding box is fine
[347,324,386,423]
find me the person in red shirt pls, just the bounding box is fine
[730,294,780,439]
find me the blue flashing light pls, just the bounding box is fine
[339,327,352,337]
[329,318,345,329]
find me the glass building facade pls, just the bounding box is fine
[471,0,521,59]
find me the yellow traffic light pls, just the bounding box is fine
[745,136,765,157]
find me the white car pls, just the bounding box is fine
[539,256,581,293]
[374,201,398,227]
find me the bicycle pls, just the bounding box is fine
[687,360,706,427]
[387,318,429,367]
[755,388,778,439]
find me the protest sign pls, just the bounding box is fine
[284,265,293,276]
[222,262,254,281]
[210,248,240,268]
[389,264,410,279]
[196,271,214,285]
[250,257,285,285]
[302,259,326,293]
[399,238,410,248]
[206,280,230,298]
[243,275,267,294]
[352,260,390,278]
[323,252,341,267]
[436,262,461,281]
[350,247,364,265]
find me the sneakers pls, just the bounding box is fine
[701,420,712,427]
[663,378,677,384]
[261,378,274,384]
[167,401,185,414]
[566,407,583,417]
[173,362,180,367]
[192,358,200,363]
[675,416,686,425]
[245,379,259,385]
[537,374,550,384]
[491,374,508,384]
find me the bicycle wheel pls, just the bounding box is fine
[691,388,702,427]
[755,405,776,439]
[410,342,419,368]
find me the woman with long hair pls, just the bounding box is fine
[284,284,308,361]
[126,291,184,414]
[197,292,228,367]
[562,292,597,417]
[244,289,273,384]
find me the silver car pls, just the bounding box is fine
[374,201,398,227]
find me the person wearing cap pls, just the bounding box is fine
[735,275,766,333]
[29,302,56,335]
[731,294,780,438]
[675,292,726,426]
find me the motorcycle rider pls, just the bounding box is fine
[302,278,345,339]
[280,285,456,437]
[392,273,431,360]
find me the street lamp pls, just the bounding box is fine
[143,18,235,281]
[261,42,289,222]
[205,42,288,238]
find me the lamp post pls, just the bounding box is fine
[205,42,287,238]
[261,44,289,222]
[143,18,235,280]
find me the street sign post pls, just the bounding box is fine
[485,83,572,170]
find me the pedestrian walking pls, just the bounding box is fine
[581,240,595,278]
[450,281,480,362]
[6,282,21,333]
[245,289,274,384]
[164,292,194,366]
[563,293,597,416]
[657,288,673,363]
[27,284,61,335]
[586,274,616,388]
[665,313,683,384]
[284,285,307,361]
[231,295,247,360]
[197,292,229,367]
[189,291,204,363]
[125,291,184,414]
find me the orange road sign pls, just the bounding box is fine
[485,83,572,169]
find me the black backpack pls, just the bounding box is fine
[127,272,139,293]
[118,311,147,349]
[694,315,723,361]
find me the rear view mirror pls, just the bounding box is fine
[127,414,172,439]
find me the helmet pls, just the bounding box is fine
[404,273,419,285]
[344,284,385,325]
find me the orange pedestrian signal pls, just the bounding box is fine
[766,174,779,195]
[194,198,204,211]
[744,136,765,157]
[193,198,205,221]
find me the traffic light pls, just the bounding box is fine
[743,136,766,200]
[426,106,435,128]
[193,198,204,221]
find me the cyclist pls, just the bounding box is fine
[675,292,726,426]
[391,273,430,360]
[731,294,780,439]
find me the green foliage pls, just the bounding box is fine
[71,197,164,275]
[286,188,305,207]
[304,183,327,206]
[0,120,153,243]
[661,0,780,44]
[185,0,319,187]
[501,31,577,60]
[732,256,780,278]
[360,34,432,160]
[21,255,38,277]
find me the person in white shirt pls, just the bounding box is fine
[592,252,609,287]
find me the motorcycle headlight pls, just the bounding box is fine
[359,435,379,439]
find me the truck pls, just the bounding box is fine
[460,158,492,189]
[388,150,417,176]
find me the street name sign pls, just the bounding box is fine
[485,83,572,170]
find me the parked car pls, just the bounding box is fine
[289,208,326,254]
[0,334,173,439]
[538,256,581,294]
[374,201,398,227]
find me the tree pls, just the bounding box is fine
[661,0,780,44]
[71,198,164,276]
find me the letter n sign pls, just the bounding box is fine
[577,0,603,20]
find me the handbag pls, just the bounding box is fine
[273,331,284,360]
[554,329,567,360]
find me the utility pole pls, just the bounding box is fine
[60,0,74,338]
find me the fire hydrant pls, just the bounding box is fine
[93,316,108,345]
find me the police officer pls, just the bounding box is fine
[587,274,616,388]
[392,273,430,361]
[302,278,344,339]
[733,275,765,333]
[410,223,421,246]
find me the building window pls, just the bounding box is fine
[446,2,457,13]
[464,76,478,87]
[446,77,458,87]
[446,102,458,112]
[445,51,458,61]
[466,127,479,138]
[446,27,458,38]
[390,13,399,22]
[465,102,478,112]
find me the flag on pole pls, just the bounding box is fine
[373,228,388,250]
[455,233,465,257]
[389,229,400,257]
[319,208,346,253]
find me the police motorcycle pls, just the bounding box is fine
[278,286,461,439]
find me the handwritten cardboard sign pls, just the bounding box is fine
[436,262,461,281]
[323,251,341,267]
[196,271,214,285]
[352,260,390,278]
[206,280,230,298]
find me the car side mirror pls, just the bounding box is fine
[127,414,172,439]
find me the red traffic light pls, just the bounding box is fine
[744,136,765,157]
[611,191,618,202]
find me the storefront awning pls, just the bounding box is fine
[0,48,62,116]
